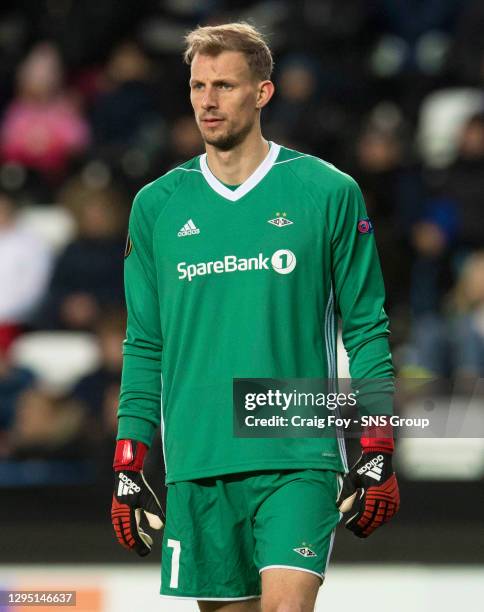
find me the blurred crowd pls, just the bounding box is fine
[1,0,484,483]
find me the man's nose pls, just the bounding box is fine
[201,86,218,109]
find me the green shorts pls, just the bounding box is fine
[160,469,342,600]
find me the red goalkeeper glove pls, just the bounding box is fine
[337,423,400,538]
[111,439,164,556]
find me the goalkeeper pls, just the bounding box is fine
[111,21,400,612]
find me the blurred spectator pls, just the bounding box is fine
[411,112,484,316]
[0,353,36,453]
[266,54,341,157]
[7,388,86,461]
[89,41,165,186]
[34,179,127,330]
[164,115,203,169]
[451,251,484,378]
[0,189,52,352]
[444,112,484,250]
[90,41,156,146]
[403,251,484,380]
[68,309,126,483]
[0,42,90,191]
[352,109,423,315]
[70,309,125,421]
[410,192,457,317]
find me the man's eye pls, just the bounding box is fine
[192,83,204,90]
[218,83,232,90]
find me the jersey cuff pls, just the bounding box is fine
[117,415,156,448]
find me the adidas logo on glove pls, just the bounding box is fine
[356,454,384,481]
[117,472,141,496]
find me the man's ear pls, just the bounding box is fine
[256,80,275,109]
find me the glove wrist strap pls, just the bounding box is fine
[361,421,394,453]
[113,439,148,471]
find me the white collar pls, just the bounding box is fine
[199,142,281,202]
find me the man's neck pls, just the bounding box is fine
[205,131,270,186]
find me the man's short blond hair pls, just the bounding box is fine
[184,22,273,81]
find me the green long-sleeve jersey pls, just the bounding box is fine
[117,143,394,483]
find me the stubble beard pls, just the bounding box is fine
[200,119,253,152]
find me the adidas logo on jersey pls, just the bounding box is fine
[293,547,317,558]
[178,219,200,237]
[117,472,141,496]
[357,454,384,481]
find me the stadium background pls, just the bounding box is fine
[0,1,483,610]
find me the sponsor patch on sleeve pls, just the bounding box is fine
[357,218,373,234]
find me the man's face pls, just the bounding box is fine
[190,51,262,151]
